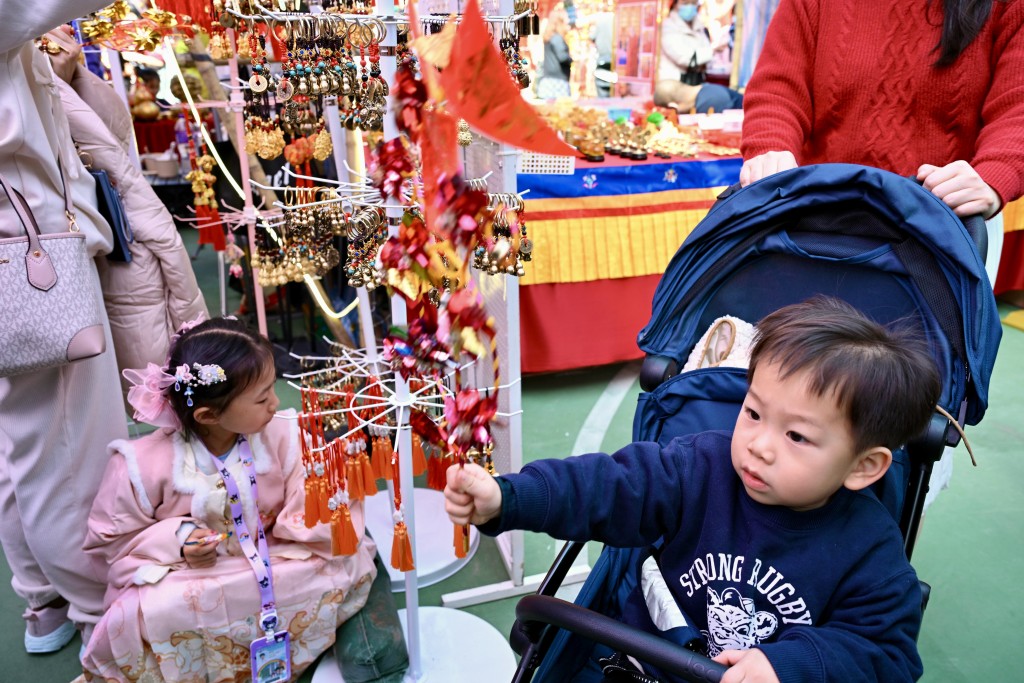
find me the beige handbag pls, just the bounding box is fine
[0,166,105,377]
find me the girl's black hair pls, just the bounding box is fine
[933,0,995,66]
[164,317,275,441]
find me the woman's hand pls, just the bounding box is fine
[739,151,797,187]
[182,528,222,569]
[40,26,81,85]
[917,160,1002,219]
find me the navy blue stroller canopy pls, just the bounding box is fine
[638,163,1001,427]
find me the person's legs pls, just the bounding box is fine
[334,553,409,683]
[694,83,739,114]
[0,450,59,609]
[0,453,77,653]
[0,278,126,628]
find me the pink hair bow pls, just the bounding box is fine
[123,363,181,430]
[168,314,209,350]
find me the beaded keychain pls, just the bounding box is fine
[247,27,270,94]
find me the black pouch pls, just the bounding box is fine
[680,53,706,86]
[91,168,134,262]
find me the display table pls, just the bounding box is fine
[518,156,1024,374]
[517,154,742,374]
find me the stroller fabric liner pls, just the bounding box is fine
[525,164,1002,683]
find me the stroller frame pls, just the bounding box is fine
[509,164,999,683]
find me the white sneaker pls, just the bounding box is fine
[23,604,76,654]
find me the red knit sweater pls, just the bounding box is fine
[740,0,1024,207]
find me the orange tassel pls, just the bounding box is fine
[360,452,378,496]
[346,458,364,502]
[427,455,444,491]
[304,476,318,528]
[453,522,470,559]
[390,521,415,571]
[370,438,386,480]
[331,504,359,556]
[379,438,394,481]
[412,434,427,477]
[317,477,332,525]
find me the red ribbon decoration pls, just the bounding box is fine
[435,0,578,158]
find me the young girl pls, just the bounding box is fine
[82,317,407,683]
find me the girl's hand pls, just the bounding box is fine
[917,160,1002,219]
[444,463,502,526]
[713,648,780,683]
[182,528,222,569]
[739,151,798,187]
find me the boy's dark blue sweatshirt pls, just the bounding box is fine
[481,431,923,682]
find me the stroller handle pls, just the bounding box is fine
[516,594,728,682]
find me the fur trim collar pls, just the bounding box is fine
[171,431,266,525]
[110,439,153,516]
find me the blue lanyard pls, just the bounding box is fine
[215,437,279,635]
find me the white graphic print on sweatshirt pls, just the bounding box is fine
[672,553,814,655]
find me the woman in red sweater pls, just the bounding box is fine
[740,0,1022,512]
[739,0,1024,250]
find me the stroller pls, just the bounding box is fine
[509,164,1002,682]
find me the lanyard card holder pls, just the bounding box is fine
[219,439,291,683]
[250,628,291,683]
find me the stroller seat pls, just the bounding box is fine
[510,164,1002,683]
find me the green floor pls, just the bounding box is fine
[1,235,1022,681]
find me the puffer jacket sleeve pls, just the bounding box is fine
[55,77,208,390]
[70,65,134,156]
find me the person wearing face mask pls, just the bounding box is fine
[655,0,743,114]
[658,0,711,84]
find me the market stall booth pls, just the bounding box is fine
[517,152,741,373]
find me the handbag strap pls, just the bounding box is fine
[56,159,78,232]
[0,160,78,291]
[0,172,46,254]
[0,159,77,236]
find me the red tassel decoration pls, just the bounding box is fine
[412,433,428,477]
[317,476,332,525]
[427,454,445,491]
[331,504,359,556]
[346,456,364,502]
[370,437,386,480]
[391,521,415,572]
[379,437,394,481]
[304,476,318,528]
[453,522,470,559]
[359,452,378,496]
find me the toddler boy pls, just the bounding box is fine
[445,296,939,683]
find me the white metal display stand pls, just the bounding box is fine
[309,1,521,678]
[157,2,521,677]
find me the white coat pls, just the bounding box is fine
[659,12,714,82]
[0,0,129,626]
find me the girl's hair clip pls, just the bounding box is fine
[174,363,227,407]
